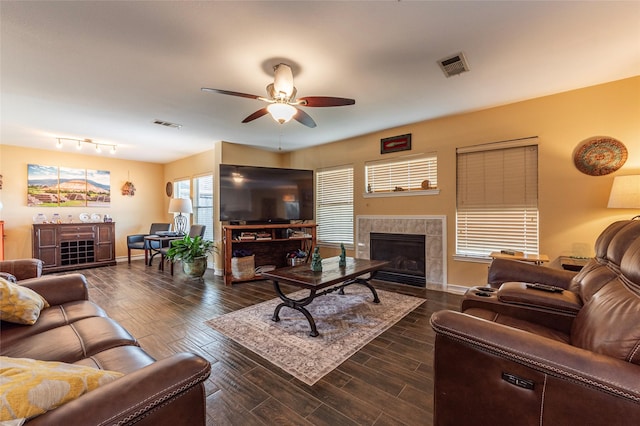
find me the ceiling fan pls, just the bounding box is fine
[201,63,355,128]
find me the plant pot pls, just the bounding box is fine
[182,256,208,278]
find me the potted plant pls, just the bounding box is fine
[165,235,216,278]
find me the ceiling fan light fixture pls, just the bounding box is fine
[267,103,297,124]
[272,63,294,98]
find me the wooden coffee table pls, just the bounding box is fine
[261,257,389,337]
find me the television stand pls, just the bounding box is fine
[222,223,317,286]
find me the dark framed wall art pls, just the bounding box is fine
[381,134,412,154]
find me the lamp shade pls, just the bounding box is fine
[267,103,297,124]
[273,63,294,98]
[168,198,193,214]
[607,175,640,208]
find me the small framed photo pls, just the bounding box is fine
[381,133,411,154]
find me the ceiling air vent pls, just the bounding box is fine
[153,119,182,129]
[438,52,470,78]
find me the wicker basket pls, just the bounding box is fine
[231,255,255,280]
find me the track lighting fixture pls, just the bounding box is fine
[55,137,116,154]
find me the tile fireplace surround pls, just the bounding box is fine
[356,215,447,291]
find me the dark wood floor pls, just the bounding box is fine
[78,260,462,426]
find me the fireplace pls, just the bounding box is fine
[370,232,426,287]
[356,215,446,291]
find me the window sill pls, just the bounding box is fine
[453,255,492,264]
[317,242,355,250]
[363,188,440,198]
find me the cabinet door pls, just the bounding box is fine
[34,226,58,268]
[95,223,114,262]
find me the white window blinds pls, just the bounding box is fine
[366,155,437,193]
[193,174,214,241]
[456,141,538,257]
[316,166,354,246]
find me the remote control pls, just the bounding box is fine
[525,283,563,293]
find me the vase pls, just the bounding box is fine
[183,256,208,278]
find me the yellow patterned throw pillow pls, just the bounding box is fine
[0,356,124,422]
[0,278,49,325]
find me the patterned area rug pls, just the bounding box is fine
[205,287,425,385]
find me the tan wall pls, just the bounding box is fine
[1,77,637,288]
[289,76,640,287]
[0,145,166,260]
[220,142,286,168]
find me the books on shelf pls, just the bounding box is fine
[289,231,312,238]
[236,231,272,241]
[237,232,256,240]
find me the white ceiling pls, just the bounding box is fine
[2,1,639,164]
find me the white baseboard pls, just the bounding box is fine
[444,284,469,295]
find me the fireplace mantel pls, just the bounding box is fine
[356,215,447,291]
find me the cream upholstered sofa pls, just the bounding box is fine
[0,259,211,425]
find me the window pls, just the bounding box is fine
[193,174,214,241]
[173,179,190,199]
[172,179,191,230]
[456,139,538,258]
[316,165,354,247]
[365,154,438,195]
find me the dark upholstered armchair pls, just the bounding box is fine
[430,220,640,425]
[126,223,171,264]
[160,224,206,275]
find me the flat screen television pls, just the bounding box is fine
[219,164,314,223]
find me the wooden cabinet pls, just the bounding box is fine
[32,222,116,273]
[223,223,316,286]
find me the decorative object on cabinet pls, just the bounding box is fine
[32,222,116,273]
[380,133,411,154]
[573,136,627,176]
[168,198,193,234]
[27,164,111,207]
[33,214,47,224]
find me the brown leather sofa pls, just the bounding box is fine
[0,260,211,425]
[430,220,640,425]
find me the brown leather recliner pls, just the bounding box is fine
[430,221,640,425]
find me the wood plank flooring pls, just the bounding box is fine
[78,261,462,426]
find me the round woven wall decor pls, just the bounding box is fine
[573,136,627,176]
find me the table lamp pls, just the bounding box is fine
[168,198,192,234]
[607,175,640,219]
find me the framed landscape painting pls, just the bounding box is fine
[27,164,111,207]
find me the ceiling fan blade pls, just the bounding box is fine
[201,88,262,100]
[293,108,317,128]
[242,108,269,123]
[297,96,356,107]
